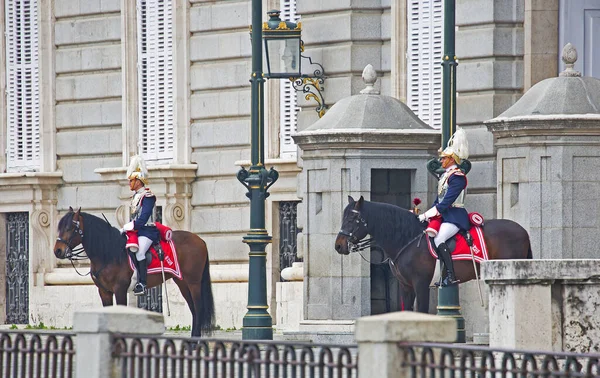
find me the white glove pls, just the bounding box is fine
[123,221,135,231]
[419,206,440,222]
[119,228,125,235]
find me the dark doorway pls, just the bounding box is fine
[370,169,412,315]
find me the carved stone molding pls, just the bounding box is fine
[165,203,185,225]
[115,205,129,227]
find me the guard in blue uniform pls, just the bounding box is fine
[121,155,159,296]
[418,128,470,286]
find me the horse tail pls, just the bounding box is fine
[199,257,216,335]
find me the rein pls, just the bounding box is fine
[352,232,425,267]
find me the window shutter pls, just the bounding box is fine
[407,0,443,129]
[137,0,174,163]
[279,0,300,159]
[5,0,41,172]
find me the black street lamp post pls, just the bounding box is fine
[237,2,324,341]
[236,0,279,341]
[427,0,468,343]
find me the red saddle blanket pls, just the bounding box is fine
[427,226,489,263]
[128,239,182,280]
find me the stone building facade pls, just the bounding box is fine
[0,0,597,330]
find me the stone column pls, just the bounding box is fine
[73,306,164,378]
[485,45,600,259]
[356,312,456,378]
[294,70,439,333]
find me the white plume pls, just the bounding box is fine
[448,128,469,160]
[126,155,148,180]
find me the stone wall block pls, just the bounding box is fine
[190,89,251,120]
[55,16,121,46]
[56,45,121,74]
[457,27,523,58]
[189,1,251,33]
[456,0,524,26]
[191,120,250,148]
[56,101,122,129]
[457,61,523,92]
[190,61,252,91]
[54,0,120,18]
[297,0,382,14]
[190,32,251,62]
[56,73,122,101]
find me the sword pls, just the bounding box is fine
[158,248,171,316]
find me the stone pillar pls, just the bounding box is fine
[73,306,164,378]
[483,259,600,353]
[485,45,600,258]
[294,68,439,333]
[356,312,456,378]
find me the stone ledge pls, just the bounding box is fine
[293,129,441,150]
[482,259,600,283]
[95,164,198,182]
[355,312,456,343]
[0,172,63,187]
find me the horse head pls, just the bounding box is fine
[335,195,369,255]
[54,206,84,259]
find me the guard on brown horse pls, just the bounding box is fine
[335,195,532,313]
[418,128,470,287]
[121,155,158,296]
[54,207,215,337]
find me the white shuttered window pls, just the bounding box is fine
[137,0,174,163]
[279,0,300,158]
[407,0,443,129]
[5,0,40,172]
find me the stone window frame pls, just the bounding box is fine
[0,0,56,173]
[121,0,190,166]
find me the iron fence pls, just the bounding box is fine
[112,334,358,377]
[0,330,75,378]
[399,342,600,378]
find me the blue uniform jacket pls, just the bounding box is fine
[134,195,160,243]
[434,173,470,231]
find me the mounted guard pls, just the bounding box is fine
[121,155,160,296]
[418,128,470,287]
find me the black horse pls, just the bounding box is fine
[334,196,532,312]
[54,207,215,337]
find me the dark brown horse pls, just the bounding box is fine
[334,196,532,313]
[53,207,215,337]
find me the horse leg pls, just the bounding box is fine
[399,285,416,311]
[98,287,114,306]
[174,279,198,337]
[415,280,431,313]
[114,286,129,306]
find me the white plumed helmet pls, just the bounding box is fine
[126,155,149,185]
[439,128,469,164]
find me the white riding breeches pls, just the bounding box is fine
[136,236,152,261]
[434,223,459,247]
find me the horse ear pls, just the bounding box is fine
[69,206,74,212]
[77,207,81,215]
[356,196,364,209]
[347,195,355,205]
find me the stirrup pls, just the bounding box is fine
[133,283,147,296]
[435,276,460,287]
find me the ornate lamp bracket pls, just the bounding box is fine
[290,44,328,118]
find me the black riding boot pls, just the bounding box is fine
[134,258,148,296]
[436,242,459,287]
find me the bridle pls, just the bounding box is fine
[56,218,87,261]
[338,208,425,280]
[338,209,370,251]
